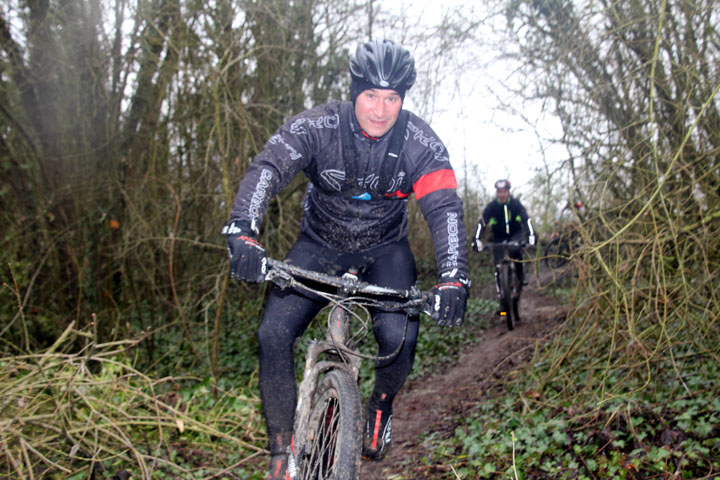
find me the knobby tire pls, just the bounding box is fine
[499,263,514,331]
[511,290,520,330]
[512,275,521,326]
[299,369,362,480]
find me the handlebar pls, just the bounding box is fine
[483,240,528,249]
[265,258,433,316]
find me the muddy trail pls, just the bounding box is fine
[359,265,569,480]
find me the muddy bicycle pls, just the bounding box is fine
[264,258,433,480]
[482,240,526,331]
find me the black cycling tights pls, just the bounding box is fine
[257,234,418,442]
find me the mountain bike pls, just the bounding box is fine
[264,258,433,480]
[543,224,581,270]
[483,241,526,331]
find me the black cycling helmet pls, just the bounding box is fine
[494,179,511,190]
[349,39,416,102]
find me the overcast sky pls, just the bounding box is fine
[383,0,565,200]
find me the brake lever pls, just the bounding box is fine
[266,268,293,290]
[411,288,434,317]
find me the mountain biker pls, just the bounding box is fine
[555,199,586,225]
[222,39,469,479]
[551,199,586,242]
[471,179,535,305]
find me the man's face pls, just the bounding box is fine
[496,188,510,203]
[354,88,403,137]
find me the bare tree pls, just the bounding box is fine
[490,0,720,398]
[0,0,365,355]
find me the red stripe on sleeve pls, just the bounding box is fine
[384,189,412,198]
[413,169,457,199]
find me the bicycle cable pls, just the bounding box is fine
[268,271,413,363]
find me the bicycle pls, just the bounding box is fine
[543,224,581,270]
[482,241,526,331]
[264,258,433,480]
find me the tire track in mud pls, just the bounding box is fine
[360,272,567,480]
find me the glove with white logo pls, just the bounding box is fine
[224,221,267,283]
[471,239,484,252]
[431,273,470,328]
[528,235,536,246]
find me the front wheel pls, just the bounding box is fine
[499,263,514,331]
[297,369,362,480]
[512,296,521,325]
[512,268,522,325]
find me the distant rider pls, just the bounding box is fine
[554,199,586,230]
[472,179,535,304]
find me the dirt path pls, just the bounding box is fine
[359,267,568,479]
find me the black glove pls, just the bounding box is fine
[224,221,267,283]
[431,273,470,327]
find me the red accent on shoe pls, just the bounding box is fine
[272,459,282,478]
[371,409,382,450]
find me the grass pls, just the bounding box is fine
[6,235,719,480]
[0,323,266,480]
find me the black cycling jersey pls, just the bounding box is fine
[476,196,533,241]
[228,101,468,278]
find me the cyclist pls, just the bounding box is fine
[555,199,586,226]
[550,199,586,243]
[222,39,469,479]
[471,179,535,309]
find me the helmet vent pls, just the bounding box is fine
[349,39,416,92]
